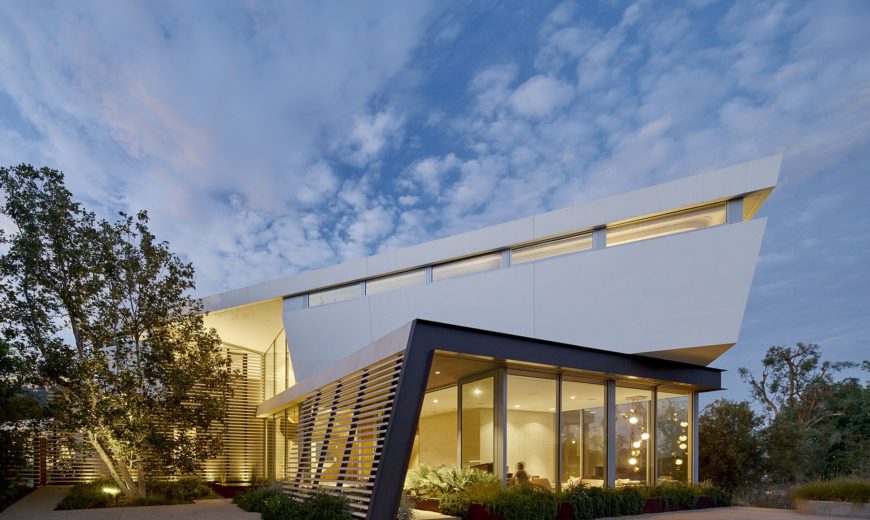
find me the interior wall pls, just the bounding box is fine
[507,410,556,484]
[418,412,457,467]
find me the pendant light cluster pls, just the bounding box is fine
[621,404,646,473]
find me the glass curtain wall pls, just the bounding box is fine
[408,366,698,488]
[506,375,557,489]
[410,386,458,469]
[615,386,652,485]
[560,381,606,489]
[461,377,495,473]
[264,330,290,400]
[656,390,690,483]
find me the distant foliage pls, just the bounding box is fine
[698,399,764,491]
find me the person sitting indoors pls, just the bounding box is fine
[510,461,530,486]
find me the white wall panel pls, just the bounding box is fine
[283,296,372,382]
[369,265,535,341]
[533,220,767,353]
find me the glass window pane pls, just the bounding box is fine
[656,391,690,483]
[507,375,557,489]
[607,204,727,247]
[308,283,359,307]
[366,269,426,296]
[511,233,593,265]
[561,381,606,489]
[616,386,652,485]
[432,253,501,282]
[461,377,494,473]
[410,386,458,469]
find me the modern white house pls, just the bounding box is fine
[192,154,781,518]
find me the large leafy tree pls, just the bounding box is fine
[738,343,860,427]
[740,343,869,483]
[698,399,764,491]
[0,164,231,497]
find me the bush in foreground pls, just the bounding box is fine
[793,479,870,504]
[564,485,645,519]
[233,485,285,512]
[236,488,352,520]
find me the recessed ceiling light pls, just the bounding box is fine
[473,388,482,396]
[549,408,555,411]
[570,395,576,399]
[513,404,521,408]
[435,371,441,375]
[433,399,439,404]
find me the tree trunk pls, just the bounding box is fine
[88,432,141,498]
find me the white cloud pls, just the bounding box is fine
[405,153,460,195]
[509,75,574,117]
[341,109,405,167]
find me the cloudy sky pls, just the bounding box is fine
[1,0,868,402]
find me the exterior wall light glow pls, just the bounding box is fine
[102,487,120,496]
[679,443,688,450]
[675,459,684,466]
[680,421,689,427]
[632,441,641,448]
[641,432,649,440]
[629,416,638,424]
[679,434,688,442]
[628,457,638,466]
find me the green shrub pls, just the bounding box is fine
[296,491,352,520]
[405,464,501,501]
[563,485,644,519]
[482,485,559,520]
[793,479,870,504]
[233,485,284,512]
[644,482,700,508]
[698,482,732,507]
[147,476,213,502]
[396,493,413,520]
[439,491,472,517]
[261,493,300,520]
[56,480,115,510]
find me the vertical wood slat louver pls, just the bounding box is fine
[283,352,404,518]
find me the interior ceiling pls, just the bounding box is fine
[202,298,284,352]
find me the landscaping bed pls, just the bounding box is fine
[792,479,870,518]
[56,476,217,509]
[406,464,732,520]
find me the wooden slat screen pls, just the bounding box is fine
[27,344,265,485]
[282,351,404,518]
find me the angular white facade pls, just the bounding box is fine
[202,154,780,382]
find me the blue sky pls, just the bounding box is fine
[1,1,868,403]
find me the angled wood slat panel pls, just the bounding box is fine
[280,352,404,519]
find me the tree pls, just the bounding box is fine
[0,164,232,498]
[738,343,861,427]
[698,399,764,491]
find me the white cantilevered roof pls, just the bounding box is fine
[200,153,782,313]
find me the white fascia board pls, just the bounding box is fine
[201,154,781,313]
